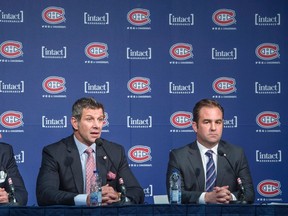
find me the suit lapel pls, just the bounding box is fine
[66,138,84,194]
[189,143,205,191]
[216,142,227,186]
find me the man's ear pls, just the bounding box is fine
[71,117,78,130]
[192,121,197,132]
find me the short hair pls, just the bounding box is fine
[72,97,104,121]
[192,99,224,123]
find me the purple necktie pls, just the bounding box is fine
[85,147,95,194]
[205,150,216,192]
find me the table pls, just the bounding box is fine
[0,204,287,215]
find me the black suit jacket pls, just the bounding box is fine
[166,140,255,204]
[36,135,144,206]
[0,142,28,205]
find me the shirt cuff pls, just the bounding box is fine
[74,194,88,206]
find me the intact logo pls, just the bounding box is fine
[0,40,23,59]
[127,8,151,26]
[256,111,280,129]
[255,43,279,61]
[0,111,23,129]
[212,9,236,26]
[170,111,192,129]
[42,76,66,94]
[127,77,151,95]
[170,43,193,61]
[128,145,151,163]
[212,77,236,95]
[257,180,281,197]
[85,42,108,60]
[14,151,25,163]
[42,7,66,24]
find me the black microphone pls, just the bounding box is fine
[95,138,131,205]
[217,150,247,204]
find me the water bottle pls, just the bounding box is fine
[169,170,181,204]
[90,170,102,206]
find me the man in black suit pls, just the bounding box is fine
[0,142,28,205]
[166,99,255,204]
[36,97,144,206]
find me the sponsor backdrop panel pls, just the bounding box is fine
[0,0,287,205]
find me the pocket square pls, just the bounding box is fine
[107,171,116,180]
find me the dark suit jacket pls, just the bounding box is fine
[166,140,255,204]
[36,135,144,206]
[0,142,28,205]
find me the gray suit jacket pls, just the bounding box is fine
[166,140,255,203]
[36,135,144,206]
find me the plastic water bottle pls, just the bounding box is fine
[90,170,102,206]
[169,170,181,204]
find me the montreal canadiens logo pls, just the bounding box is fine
[85,42,108,60]
[128,145,151,163]
[0,111,23,129]
[256,111,280,129]
[0,40,23,58]
[127,77,151,94]
[170,111,192,129]
[212,9,236,26]
[42,6,66,24]
[257,180,281,197]
[213,77,236,94]
[170,43,193,61]
[127,8,151,26]
[255,43,279,60]
[42,76,66,94]
[103,112,109,127]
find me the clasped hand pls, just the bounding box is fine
[205,185,232,204]
[0,188,9,203]
[87,184,120,206]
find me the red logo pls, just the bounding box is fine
[256,111,280,129]
[213,77,236,94]
[85,42,108,60]
[127,77,151,94]
[170,111,192,129]
[42,76,66,94]
[170,43,193,60]
[128,145,151,163]
[257,180,281,197]
[0,40,23,58]
[42,7,66,24]
[103,112,109,128]
[127,8,151,26]
[0,111,23,129]
[212,9,236,26]
[255,43,279,60]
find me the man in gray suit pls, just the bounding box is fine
[166,99,255,204]
[36,97,144,206]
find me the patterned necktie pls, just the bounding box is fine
[85,147,95,194]
[205,150,216,192]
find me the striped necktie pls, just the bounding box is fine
[85,147,95,194]
[205,150,216,192]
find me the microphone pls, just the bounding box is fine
[95,138,131,205]
[217,150,247,204]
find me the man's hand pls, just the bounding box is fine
[0,188,9,203]
[101,184,120,205]
[205,185,232,204]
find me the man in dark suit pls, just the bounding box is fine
[36,97,144,206]
[166,99,255,204]
[0,142,28,205]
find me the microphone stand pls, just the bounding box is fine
[218,150,248,204]
[95,138,132,206]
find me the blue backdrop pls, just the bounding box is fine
[0,0,287,205]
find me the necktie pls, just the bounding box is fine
[85,147,95,194]
[205,150,216,192]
